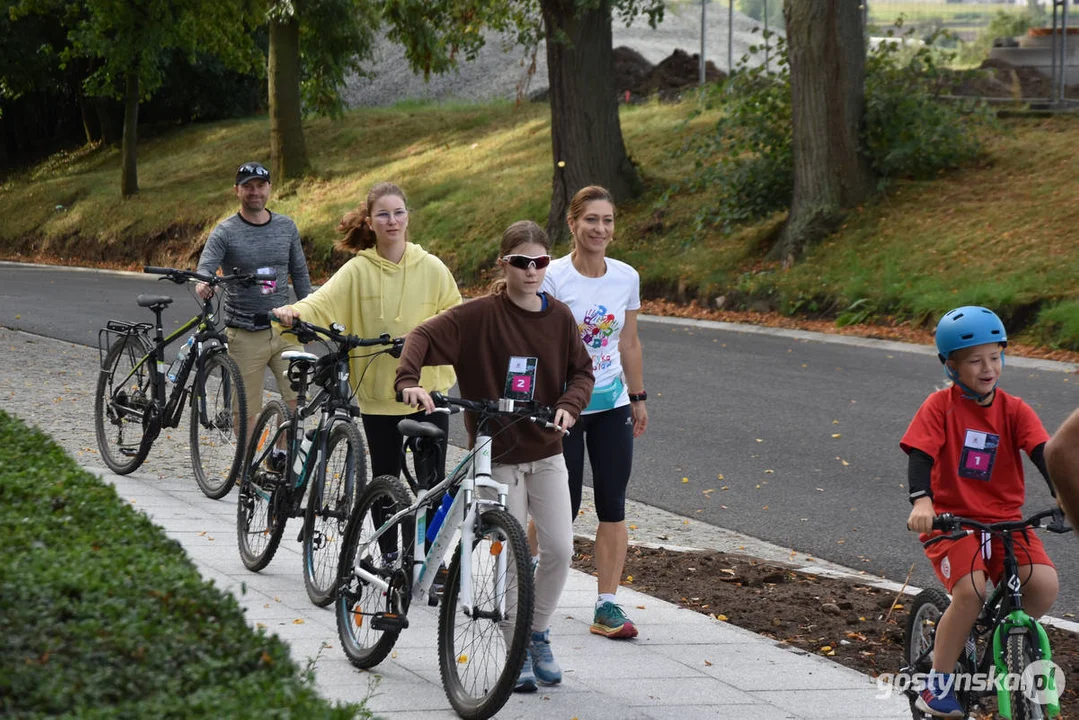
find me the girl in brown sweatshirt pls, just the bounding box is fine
[396,220,594,693]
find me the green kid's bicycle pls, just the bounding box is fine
[902,507,1072,720]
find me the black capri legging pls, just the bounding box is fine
[563,404,634,523]
[361,410,450,480]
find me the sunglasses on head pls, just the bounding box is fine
[501,254,551,270]
[238,164,269,176]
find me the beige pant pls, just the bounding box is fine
[224,327,301,420]
[490,454,573,633]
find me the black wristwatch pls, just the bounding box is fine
[628,391,647,403]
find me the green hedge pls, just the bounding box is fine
[0,410,365,719]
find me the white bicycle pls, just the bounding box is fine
[334,392,562,720]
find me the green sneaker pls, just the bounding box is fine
[591,601,638,639]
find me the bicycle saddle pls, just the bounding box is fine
[136,294,173,308]
[397,419,446,440]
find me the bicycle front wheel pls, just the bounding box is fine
[1006,630,1050,720]
[190,351,247,499]
[335,475,414,669]
[94,335,156,475]
[303,419,367,607]
[438,508,533,720]
[237,400,290,571]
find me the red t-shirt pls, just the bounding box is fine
[900,385,1049,522]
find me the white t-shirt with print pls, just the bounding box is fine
[542,255,641,413]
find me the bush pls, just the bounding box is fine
[676,24,997,232]
[0,411,365,719]
[677,31,793,233]
[862,31,999,182]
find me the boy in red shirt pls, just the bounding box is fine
[900,306,1058,718]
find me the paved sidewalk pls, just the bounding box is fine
[92,465,910,720]
[1,327,911,719]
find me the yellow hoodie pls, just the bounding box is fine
[290,242,460,415]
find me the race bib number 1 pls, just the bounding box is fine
[958,429,999,482]
[504,356,538,402]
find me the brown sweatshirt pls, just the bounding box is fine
[395,292,594,464]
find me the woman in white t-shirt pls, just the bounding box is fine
[540,185,649,639]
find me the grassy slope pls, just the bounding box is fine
[1,100,1077,347]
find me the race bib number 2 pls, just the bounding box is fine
[504,356,538,402]
[958,429,999,482]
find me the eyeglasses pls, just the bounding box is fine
[373,209,408,223]
[237,164,269,177]
[501,254,551,270]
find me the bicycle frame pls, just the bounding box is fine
[351,429,513,616]
[99,300,225,431]
[907,511,1068,719]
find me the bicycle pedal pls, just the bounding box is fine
[370,612,409,631]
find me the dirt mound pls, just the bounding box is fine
[614,46,727,102]
[948,57,1076,99]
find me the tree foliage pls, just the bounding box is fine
[677,25,998,236]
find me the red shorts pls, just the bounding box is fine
[921,529,1054,593]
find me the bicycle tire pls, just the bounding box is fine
[94,334,156,475]
[1006,630,1047,720]
[190,351,247,500]
[303,419,366,607]
[438,507,533,720]
[237,400,291,571]
[335,475,414,669]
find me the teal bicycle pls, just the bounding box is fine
[902,507,1071,720]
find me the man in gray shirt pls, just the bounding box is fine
[196,161,313,435]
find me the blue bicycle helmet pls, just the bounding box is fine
[934,306,1008,362]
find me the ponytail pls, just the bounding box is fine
[335,181,408,253]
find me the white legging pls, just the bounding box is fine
[490,454,573,632]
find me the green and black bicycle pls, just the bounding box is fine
[94,266,269,498]
[902,507,1072,720]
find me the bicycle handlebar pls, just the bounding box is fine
[144,266,274,287]
[925,507,1072,548]
[395,390,565,433]
[267,314,403,355]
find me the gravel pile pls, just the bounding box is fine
[343,2,779,108]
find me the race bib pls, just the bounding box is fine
[257,266,278,295]
[958,429,999,482]
[504,356,538,402]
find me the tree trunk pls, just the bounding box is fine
[771,0,873,265]
[120,72,139,197]
[269,17,309,182]
[77,89,101,145]
[541,0,642,245]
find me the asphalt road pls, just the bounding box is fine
[3,261,1077,615]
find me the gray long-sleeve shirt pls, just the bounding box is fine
[196,211,313,330]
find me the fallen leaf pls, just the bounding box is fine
[832,433,842,439]
[293,619,305,625]
[681,477,689,483]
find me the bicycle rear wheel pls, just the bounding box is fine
[303,419,367,607]
[336,475,414,669]
[438,508,533,720]
[94,335,156,475]
[190,351,247,500]
[237,400,290,571]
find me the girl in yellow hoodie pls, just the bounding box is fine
[273,182,460,481]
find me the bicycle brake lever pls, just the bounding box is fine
[1046,507,1073,534]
